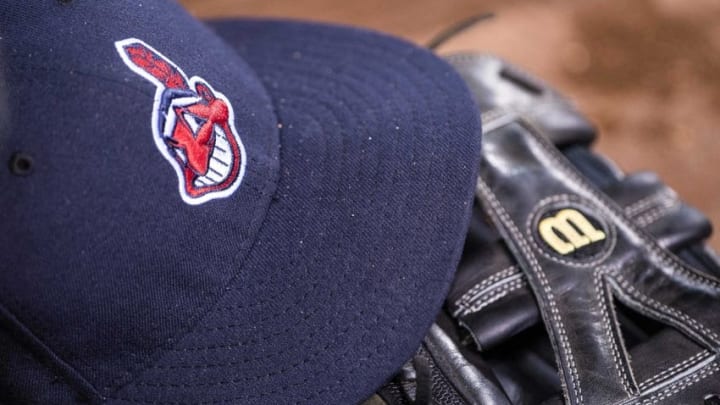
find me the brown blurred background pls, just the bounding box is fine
[181,0,720,248]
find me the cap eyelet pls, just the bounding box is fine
[57,0,73,5]
[9,152,34,177]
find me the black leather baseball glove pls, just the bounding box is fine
[372,54,720,405]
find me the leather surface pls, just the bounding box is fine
[476,116,720,404]
[377,54,720,405]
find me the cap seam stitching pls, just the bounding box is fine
[103,79,282,398]
[0,301,102,403]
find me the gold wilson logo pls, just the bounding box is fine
[538,208,606,255]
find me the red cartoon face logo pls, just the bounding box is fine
[115,38,246,205]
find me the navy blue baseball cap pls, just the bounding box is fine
[0,1,481,404]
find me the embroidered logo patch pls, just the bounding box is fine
[115,38,246,205]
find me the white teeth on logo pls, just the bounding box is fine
[194,125,233,188]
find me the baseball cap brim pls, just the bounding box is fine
[110,19,481,403]
[0,6,480,403]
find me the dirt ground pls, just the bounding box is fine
[181,0,720,249]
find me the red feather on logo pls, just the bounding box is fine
[123,42,188,90]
